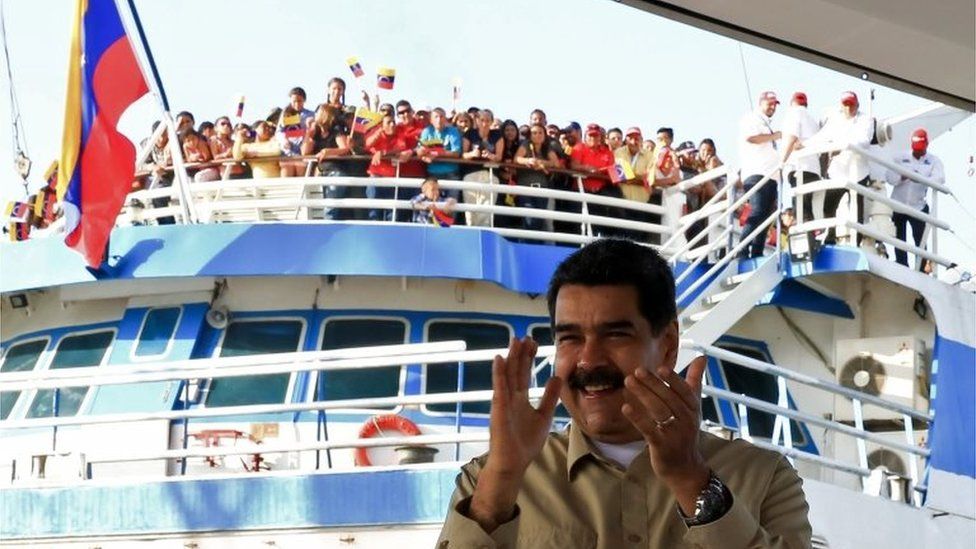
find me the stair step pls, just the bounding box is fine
[688,309,710,323]
[723,272,751,288]
[703,289,735,306]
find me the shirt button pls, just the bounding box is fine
[627,533,642,543]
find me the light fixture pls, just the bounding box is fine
[9,294,28,309]
[788,231,819,263]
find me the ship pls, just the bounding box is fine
[1,0,974,547]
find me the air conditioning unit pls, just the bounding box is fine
[834,336,928,422]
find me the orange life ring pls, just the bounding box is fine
[354,414,422,466]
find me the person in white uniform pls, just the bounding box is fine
[779,91,821,222]
[805,91,874,244]
[885,128,945,269]
[737,91,781,259]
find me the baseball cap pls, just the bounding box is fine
[625,126,643,138]
[911,128,929,151]
[675,140,697,154]
[759,91,780,104]
[840,91,859,106]
[792,92,808,106]
[585,123,603,136]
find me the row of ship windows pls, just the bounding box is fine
[0,308,805,444]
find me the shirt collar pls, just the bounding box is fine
[565,423,649,479]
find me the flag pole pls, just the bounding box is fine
[115,0,198,224]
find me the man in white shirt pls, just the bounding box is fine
[885,128,945,269]
[779,92,821,222]
[805,91,875,244]
[737,91,781,259]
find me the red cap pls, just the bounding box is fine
[759,91,780,104]
[911,128,929,152]
[585,123,603,136]
[625,126,642,138]
[791,92,808,106]
[840,91,859,106]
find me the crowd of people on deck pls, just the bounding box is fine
[135,76,730,245]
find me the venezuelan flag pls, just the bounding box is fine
[377,67,396,90]
[346,56,365,78]
[58,0,149,267]
[608,158,636,183]
[351,107,383,134]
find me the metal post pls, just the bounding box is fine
[903,412,920,505]
[180,379,189,475]
[454,361,465,461]
[576,176,591,239]
[852,399,868,489]
[737,403,752,442]
[391,164,400,223]
[930,192,939,276]
[488,166,496,228]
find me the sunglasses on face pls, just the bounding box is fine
[397,109,411,115]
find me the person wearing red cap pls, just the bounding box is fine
[780,92,821,222]
[570,124,622,236]
[737,91,782,259]
[885,128,945,269]
[804,90,875,244]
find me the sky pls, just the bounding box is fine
[1,0,973,265]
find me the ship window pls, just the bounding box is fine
[719,348,807,446]
[26,331,114,418]
[1,339,48,420]
[528,324,569,419]
[425,321,511,414]
[206,320,303,408]
[317,318,406,407]
[134,307,181,357]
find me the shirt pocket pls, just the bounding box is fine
[516,524,596,548]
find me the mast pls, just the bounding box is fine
[113,0,198,224]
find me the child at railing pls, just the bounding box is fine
[410,177,456,227]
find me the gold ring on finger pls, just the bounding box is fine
[655,415,677,429]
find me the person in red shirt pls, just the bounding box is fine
[366,113,411,221]
[570,124,624,236]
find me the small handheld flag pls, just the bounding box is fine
[431,206,455,227]
[377,67,396,90]
[347,56,365,78]
[235,94,246,119]
[608,158,636,183]
[351,107,384,134]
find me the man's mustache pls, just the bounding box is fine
[568,366,625,391]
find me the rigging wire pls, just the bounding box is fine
[737,42,753,109]
[0,0,31,192]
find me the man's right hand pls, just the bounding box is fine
[468,337,562,533]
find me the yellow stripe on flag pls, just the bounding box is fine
[57,0,87,201]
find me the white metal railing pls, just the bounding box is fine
[0,340,932,506]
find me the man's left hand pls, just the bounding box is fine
[621,355,710,515]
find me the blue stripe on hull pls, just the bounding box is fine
[0,468,457,539]
[928,335,976,478]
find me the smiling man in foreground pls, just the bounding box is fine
[437,239,812,548]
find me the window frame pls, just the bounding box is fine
[309,315,410,412]
[205,316,307,409]
[24,328,116,419]
[129,306,184,361]
[714,343,809,447]
[421,318,514,417]
[0,336,51,421]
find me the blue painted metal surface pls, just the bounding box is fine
[1,224,576,294]
[928,334,976,478]
[757,279,854,319]
[0,468,458,539]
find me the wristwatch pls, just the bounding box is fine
[680,470,732,526]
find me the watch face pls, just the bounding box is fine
[686,472,732,526]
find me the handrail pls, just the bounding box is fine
[0,345,554,392]
[0,341,467,386]
[689,342,932,422]
[851,144,951,196]
[675,210,778,304]
[790,178,950,230]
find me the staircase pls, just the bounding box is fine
[673,257,785,370]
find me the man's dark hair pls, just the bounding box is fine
[289,86,307,100]
[530,108,546,119]
[176,111,194,123]
[656,127,674,140]
[197,121,214,133]
[547,239,676,335]
[607,127,623,136]
[395,99,412,110]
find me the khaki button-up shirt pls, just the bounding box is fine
[437,425,811,548]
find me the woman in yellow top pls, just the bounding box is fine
[232,121,282,178]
